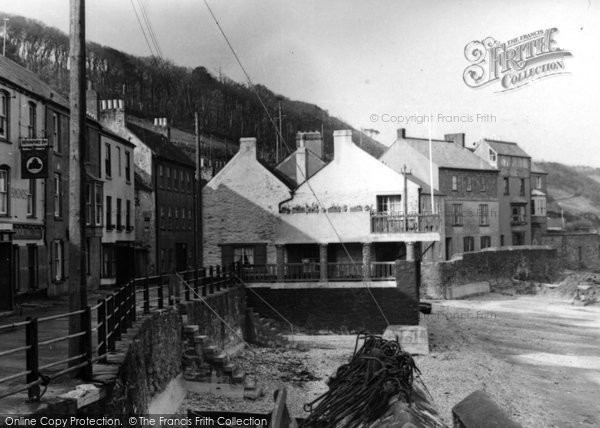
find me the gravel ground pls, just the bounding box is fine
[182,293,600,427]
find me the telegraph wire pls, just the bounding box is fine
[129,0,156,58]
[136,0,163,59]
[202,0,391,327]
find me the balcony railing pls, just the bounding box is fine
[371,213,440,233]
[240,261,397,283]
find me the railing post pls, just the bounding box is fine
[209,266,214,294]
[158,276,164,309]
[194,268,199,295]
[168,275,174,306]
[130,281,137,324]
[113,292,122,341]
[144,276,150,314]
[216,265,221,291]
[120,288,128,333]
[185,272,191,301]
[201,268,207,297]
[107,296,115,351]
[82,306,93,381]
[25,317,40,401]
[97,299,107,363]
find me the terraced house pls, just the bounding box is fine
[381,129,499,260]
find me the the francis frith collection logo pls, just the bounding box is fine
[463,28,572,91]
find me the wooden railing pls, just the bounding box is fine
[240,262,397,282]
[370,213,441,233]
[0,265,238,402]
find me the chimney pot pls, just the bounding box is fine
[154,118,159,126]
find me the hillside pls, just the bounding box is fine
[0,12,386,163]
[536,161,600,230]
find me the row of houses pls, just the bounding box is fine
[202,126,550,285]
[0,56,227,310]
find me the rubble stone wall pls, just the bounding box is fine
[541,232,600,270]
[421,246,559,299]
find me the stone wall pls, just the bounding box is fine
[247,260,419,333]
[421,246,559,298]
[541,232,600,270]
[182,285,247,351]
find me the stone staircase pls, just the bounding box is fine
[246,308,292,348]
[181,321,262,399]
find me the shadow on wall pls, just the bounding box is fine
[421,246,559,299]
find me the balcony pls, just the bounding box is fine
[240,261,396,283]
[371,213,440,234]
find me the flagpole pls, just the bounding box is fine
[428,122,435,214]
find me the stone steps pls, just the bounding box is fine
[246,308,293,348]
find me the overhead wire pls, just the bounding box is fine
[202,0,391,327]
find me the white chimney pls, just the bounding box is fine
[239,137,257,158]
[333,129,353,162]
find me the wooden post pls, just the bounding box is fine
[158,277,164,309]
[209,266,214,294]
[107,296,115,351]
[113,292,121,341]
[97,299,107,363]
[82,306,93,381]
[67,0,88,368]
[25,317,40,401]
[144,276,150,314]
[131,281,137,323]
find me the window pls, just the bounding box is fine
[52,240,64,281]
[102,244,116,278]
[188,208,192,230]
[466,177,472,192]
[27,179,36,217]
[158,165,164,188]
[234,247,255,266]
[85,183,93,225]
[519,178,525,196]
[125,151,131,182]
[116,146,121,176]
[105,143,111,178]
[376,194,402,214]
[452,176,458,191]
[27,102,36,138]
[488,149,496,162]
[86,238,91,275]
[480,236,491,249]
[166,167,171,189]
[116,198,122,230]
[175,207,179,230]
[500,156,510,167]
[536,176,542,189]
[54,173,62,217]
[160,207,165,229]
[532,197,546,216]
[95,184,103,226]
[126,200,132,230]
[179,170,184,192]
[168,207,172,229]
[0,91,8,140]
[187,173,191,192]
[106,196,113,229]
[463,236,475,252]
[0,167,8,215]
[503,177,509,195]
[452,204,463,226]
[511,205,526,224]
[52,113,61,154]
[479,204,489,226]
[481,179,486,192]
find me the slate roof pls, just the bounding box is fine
[531,163,548,174]
[484,139,530,158]
[127,122,194,167]
[257,158,296,189]
[408,175,444,196]
[0,56,68,107]
[400,138,496,171]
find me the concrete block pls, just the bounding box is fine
[382,322,429,355]
[446,281,490,299]
[452,390,522,427]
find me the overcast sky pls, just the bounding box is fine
[1,0,598,166]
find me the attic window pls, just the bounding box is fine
[488,149,496,162]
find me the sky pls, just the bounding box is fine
[0,0,598,166]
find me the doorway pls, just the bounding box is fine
[27,245,38,290]
[175,243,188,272]
[445,237,452,261]
[0,242,13,310]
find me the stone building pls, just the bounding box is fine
[99,102,196,274]
[203,129,441,285]
[473,139,532,246]
[380,129,498,260]
[530,163,548,244]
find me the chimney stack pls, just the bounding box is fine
[445,133,466,147]
[333,130,353,162]
[397,128,406,139]
[296,130,323,159]
[239,137,257,158]
[98,98,126,131]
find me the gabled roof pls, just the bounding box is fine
[0,56,68,108]
[257,158,296,189]
[408,175,444,196]
[399,138,496,171]
[127,122,194,167]
[531,163,548,174]
[484,139,530,158]
[275,147,327,186]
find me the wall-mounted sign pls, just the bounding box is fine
[20,139,49,179]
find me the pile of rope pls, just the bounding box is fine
[301,333,421,427]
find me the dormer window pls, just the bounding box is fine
[488,149,496,162]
